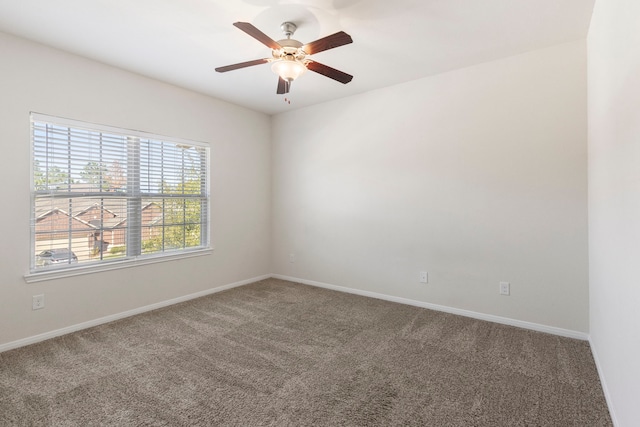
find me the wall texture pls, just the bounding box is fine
[272,40,589,333]
[588,0,640,425]
[0,32,272,347]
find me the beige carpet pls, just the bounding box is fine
[0,278,611,426]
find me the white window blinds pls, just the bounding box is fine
[30,113,210,273]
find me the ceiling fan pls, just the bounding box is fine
[216,22,353,95]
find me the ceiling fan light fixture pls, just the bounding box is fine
[271,58,306,82]
[217,22,353,95]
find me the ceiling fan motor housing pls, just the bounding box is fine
[273,38,306,62]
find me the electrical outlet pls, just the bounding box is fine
[32,294,45,310]
[419,271,428,283]
[499,282,510,296]
[289,253,295,263]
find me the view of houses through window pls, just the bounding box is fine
[31,114,210,272]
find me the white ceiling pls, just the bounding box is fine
[0,0,594,115]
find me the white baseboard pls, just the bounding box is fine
[0,274,271,354]
[588,337,619,426]
[271,274,589,341]
[1,272,589,354]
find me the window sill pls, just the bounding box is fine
[24,247,214,283]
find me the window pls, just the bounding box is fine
[29,113,210,278]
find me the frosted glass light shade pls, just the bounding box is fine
[271,59,306,82]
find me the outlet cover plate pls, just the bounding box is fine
[32,294,45,310]
[499,281,510,296]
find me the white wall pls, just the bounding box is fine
[0,32,271,347]
[272,41,589,333]
[588,0,640,425]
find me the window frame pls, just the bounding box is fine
[25,113,212,283]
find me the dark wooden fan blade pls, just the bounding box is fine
[302,31,353,55]
[215,58,269,73]
[233,22,281,50]
[306,61,353,84]
[277,77,290,94]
